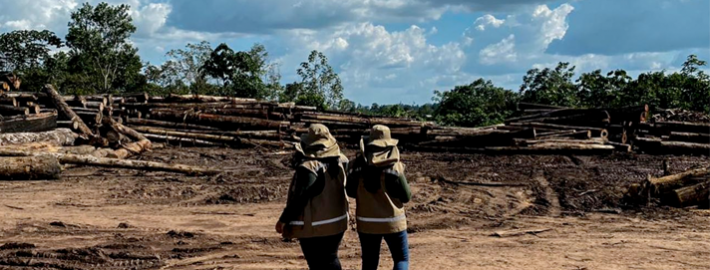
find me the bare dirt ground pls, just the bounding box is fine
[1,147,710,270]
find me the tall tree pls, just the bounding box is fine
[65,2,142,93]
[201,43,274,98]
[147,41,216,94]
[577,69,632,108]
[0,30,62,72]
[520,62,578,107]
[434,79,519,127]
[293,50,344,109]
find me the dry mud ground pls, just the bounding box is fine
[1,147,710,270]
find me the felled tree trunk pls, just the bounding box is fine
[0,111,57,133]
[125,118,221,130]
[142,133,223,147]
[647,166,710,195]
[0,104,29,115]
[0,149,219,176]
[0,128,77,146]
[0,155,61,180]
[43,84,94,137]
[150,110,287,129]
[669,132,710,144]
[663,181,710,208]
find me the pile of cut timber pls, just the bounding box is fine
[2,88,707,156]
[0,85,218,179]
[628,165,710,208]
[634,121,710,155]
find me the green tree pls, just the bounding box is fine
[577,69,632,108]
[292,50,344,109]
[147,41,215,94]
[434,79,519,127]
[201,43,274,98]
[65,2,143,93]
[520,62,578,107]
[0,30,62,72]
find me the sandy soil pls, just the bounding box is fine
[0,147,709,270]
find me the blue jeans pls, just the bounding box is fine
[358,231,409,270]
[299,232,344,270]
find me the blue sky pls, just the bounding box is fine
[0,0,708,105]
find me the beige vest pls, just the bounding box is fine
[283,156,349,239]
[355,162,407,234]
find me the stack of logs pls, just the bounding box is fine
[628,164,710,208]
[1,89,707,156]
[0,85,219,179]
[413,102,651,154]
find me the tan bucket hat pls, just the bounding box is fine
[363,125,399,147]
[360,125,400,167]
[295,124,341,158]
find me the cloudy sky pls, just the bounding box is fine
[0,0,708,105]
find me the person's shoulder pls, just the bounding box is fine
[298,159,324,174]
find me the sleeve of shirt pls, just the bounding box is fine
[384,171,412,203]
[345,156,366,198]
[279,168,318,223]
[346,169,360,198]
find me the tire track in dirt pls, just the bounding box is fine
[533,170,561,217]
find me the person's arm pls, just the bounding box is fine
[346,156,366,198]
[278,168,317,223]
[384,171,412,203]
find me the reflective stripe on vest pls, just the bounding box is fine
[356,214,406,223]
[289,214,348,226]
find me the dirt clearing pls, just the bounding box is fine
[1,147,709,269]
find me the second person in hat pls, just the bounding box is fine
[347,124,412,270]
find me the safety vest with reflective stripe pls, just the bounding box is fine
[355,162,407,234]
[283,155,349,239]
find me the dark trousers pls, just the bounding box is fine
[358,231,409,270]
[299,232,345,270]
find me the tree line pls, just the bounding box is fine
[0,2,707,128]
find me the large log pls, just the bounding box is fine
[655,121,710,134]
[486,144,615,155]
[0,111,57,133]
[125,118,221,131]
[520,138,606,146]
[150,110,287,129]
[0,155,61,180]
[102,117,152,158]
[0,96,17,107]
[510,122,608,138]
[0,104,29,115]
[43,84,94,137]
[130,125,282,140]
[663,181,710,207]
[669,132,710,144]
[658,141,710,155]
[0,149,219,175]
[161,94,258,103]
[143,133,224,147]
[57,120,80,130]
[75,111,102,126]
[604,141,632,153]
[647,166,710,195]
[81,95,108,106]
[0,128,77,146]
[84,101,105,111]
[298,112,426,127]
[131,126,238,144]
[200,107,287,120]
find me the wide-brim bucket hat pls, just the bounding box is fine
[295,124,340,158]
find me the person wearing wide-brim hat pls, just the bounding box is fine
[276,124,349,270]
[347,124,412,270]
